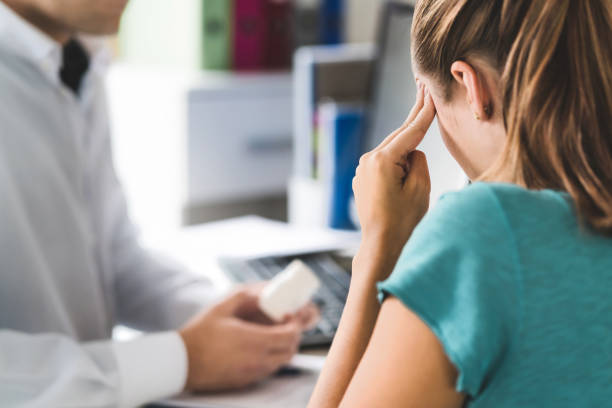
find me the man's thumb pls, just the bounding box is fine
[214,288,255,315]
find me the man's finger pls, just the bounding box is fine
[239,320,301,351]
[258,350,297,380]
[386,90,436,154]
[280,304,320,331]
[295,303,320,330]
[268,348,296,367]
[373,82,426,152]
[244,281,267,295]
[267,334,300,355]
[213,288,257,315]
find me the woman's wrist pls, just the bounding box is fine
[361,224,414,254]
[352,234,406,285]
[357,231,406,264]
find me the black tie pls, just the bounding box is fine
[59,39,90,96]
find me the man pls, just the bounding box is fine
[0,1,316,406]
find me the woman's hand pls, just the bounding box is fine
[309,87,446,408]
[353,83,436,273]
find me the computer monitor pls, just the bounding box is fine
[364,2,466,203]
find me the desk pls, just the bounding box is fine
[143,216,359,408]
[144,215,360,285]
[156,354,325,408]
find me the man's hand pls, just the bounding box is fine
[178,285,318,391]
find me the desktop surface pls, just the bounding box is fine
[152,354,325,408]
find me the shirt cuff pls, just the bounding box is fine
[112,331,187,408]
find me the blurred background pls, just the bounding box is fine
[105,0,462,243]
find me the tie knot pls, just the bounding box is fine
[60,38,90,96]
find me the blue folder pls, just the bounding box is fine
[320,0,344,44]
[326,106,363,229]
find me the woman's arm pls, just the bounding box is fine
[309,83,464,407]
[340,295,465,408]
[307,238,401,408]
[309,239,464,408]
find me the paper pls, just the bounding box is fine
[144,216,360,287]
[176,216,361,259]
[158,354,325,408]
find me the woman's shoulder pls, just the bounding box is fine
[389,182,524,289]
[401,183,516,261]
[434,181,503,215]
[421,182,514,238]
[404,181,571,268]
[429,181,572,232]
[382,182,526,397]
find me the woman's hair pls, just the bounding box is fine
[412,0,612,235]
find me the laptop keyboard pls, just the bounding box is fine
[219,252,351,347]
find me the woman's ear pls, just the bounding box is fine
[450,61,492,121]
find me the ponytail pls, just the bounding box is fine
[413,0,612,235]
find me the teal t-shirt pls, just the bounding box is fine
[378,182,612,406]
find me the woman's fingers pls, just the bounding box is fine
[405,150,431,191]
[402,81,427,127]
[373,82,426,152]
[387,89,436,155]
[403,150,432,216]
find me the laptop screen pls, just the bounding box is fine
[365,3,415,152]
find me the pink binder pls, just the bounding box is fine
[233,0,267,71]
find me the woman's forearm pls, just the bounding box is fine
[309,82,433,407]
[308,239,403,408]
[307,277,379,408]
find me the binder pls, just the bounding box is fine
[202,0,232,70]
[318,103,364,230]
[294,0,321,48]
[320,0,344,44]
[234,0,267,70]
[292,44,375,178]
[265,0,294,69]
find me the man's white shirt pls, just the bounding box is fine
[0,3,219,406]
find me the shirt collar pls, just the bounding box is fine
[0,1,110,89]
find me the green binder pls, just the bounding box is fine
[202,0,232,70]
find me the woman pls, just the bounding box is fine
[308,0,612,406]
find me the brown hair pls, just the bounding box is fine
[412,0,612,235]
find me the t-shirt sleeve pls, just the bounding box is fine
[378,183,522,398]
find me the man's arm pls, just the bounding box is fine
[0,330,186,408]
[85,80,314,397]
[90,83,220,331]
